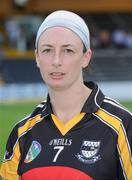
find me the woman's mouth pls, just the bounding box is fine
[50,72,65,80]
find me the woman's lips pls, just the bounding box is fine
[50,72,65,79]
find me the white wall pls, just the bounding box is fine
[0,83,48,102]
[98,81,132,101]
[0,81,132,102]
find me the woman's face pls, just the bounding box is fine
[35,27,92,91]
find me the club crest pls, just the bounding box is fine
[76,140,101,164]
[24,141,42,163]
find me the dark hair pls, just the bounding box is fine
[83,44,87,53]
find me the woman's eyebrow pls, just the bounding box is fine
[40,44,75,48]
[62,44,75,48]
[40,44,53,48]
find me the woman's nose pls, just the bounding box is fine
[52,52,62,68]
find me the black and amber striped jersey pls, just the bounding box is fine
[0,82,132,180]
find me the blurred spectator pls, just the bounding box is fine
[0,65,5,86]
[111,29,126,48]
[90,25,100,49]
[5,19,21,49]
[98,29,111,48]
[124,29,132,48]
[0,32,4,47]
[0,73,5,86]
[27,32,36,50]
[4,15,43,52]
[17,25,27,51]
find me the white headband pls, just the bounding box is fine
[35,10,90,49]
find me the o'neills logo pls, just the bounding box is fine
[49,138,72,146]
[76,140,101,164]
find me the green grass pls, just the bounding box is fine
[0,100,132,163]
[0,100,40,162]
[121,101,132,111]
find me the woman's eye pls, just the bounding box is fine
[42,49,51,53]
[65,49,74,53]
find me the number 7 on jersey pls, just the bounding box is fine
[53,146,64,162]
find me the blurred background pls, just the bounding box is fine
[0,0,132,100]
[0,0,132,161]
[0,0,132,101]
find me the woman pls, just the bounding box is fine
[0,10,132,180]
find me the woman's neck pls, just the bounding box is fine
[48,82,92,124]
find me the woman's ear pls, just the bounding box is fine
[35,49,40,68]
[82,49,92,68]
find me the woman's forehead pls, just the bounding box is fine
[39,27,84,46]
